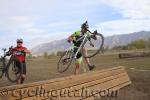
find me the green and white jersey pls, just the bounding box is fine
[72,30,90,47]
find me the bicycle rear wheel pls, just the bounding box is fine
[82,33,104,58]
[57,50,73,73]
[6,59,18,83]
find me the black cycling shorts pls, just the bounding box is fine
[15,61,26,75]
[73,48,82,59]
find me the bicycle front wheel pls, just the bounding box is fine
[0,59,4,79]
[57,50,73,73]
[0,66,3,79]
[6,59,18,83]
[82,33,104,58]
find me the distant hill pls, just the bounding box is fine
[31,31,150,55]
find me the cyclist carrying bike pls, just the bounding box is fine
[12,39,30,84]
[68,21,95,74]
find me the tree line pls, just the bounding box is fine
[111,38,150,50]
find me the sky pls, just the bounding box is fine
[0,0,150,52]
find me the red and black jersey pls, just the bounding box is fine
[13,46,27,62]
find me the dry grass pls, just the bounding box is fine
[0,53,150,100]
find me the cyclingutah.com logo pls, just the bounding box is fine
[0,86,119,99]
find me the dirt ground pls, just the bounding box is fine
[0,53,150,100]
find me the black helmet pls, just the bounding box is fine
[81,21,89,29]
[17,38,23,43]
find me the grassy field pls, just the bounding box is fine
[0,53,150,100]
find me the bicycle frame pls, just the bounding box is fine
[66,31,93,60]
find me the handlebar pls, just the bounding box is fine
[1,48,6,52]
[2,46,13,57]
[67,29,99,44]
[87,29,98,34]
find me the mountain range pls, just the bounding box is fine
[31,31,150,55]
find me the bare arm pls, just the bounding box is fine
[68,35,75,42]
[24,48,32,55]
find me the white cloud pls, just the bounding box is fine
[96,19,150,36]
[101,0,150,19]
[0,0,101,16]
[0,16,37,33]
[94,0,150,36]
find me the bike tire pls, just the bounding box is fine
[0,59,4,79]
[6,59,18,83]
[57,50,73,73]
[0,67,3,79]
[82,33,104,58]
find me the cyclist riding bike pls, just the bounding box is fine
[12,39,30,84]
[68,21,95,74]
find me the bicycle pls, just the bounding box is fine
[0,46,23,83]
[57,29,104,73]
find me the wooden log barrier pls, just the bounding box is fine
[0,66,131,100]
[119,51,150,59]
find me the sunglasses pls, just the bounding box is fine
[17,42,23,44]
